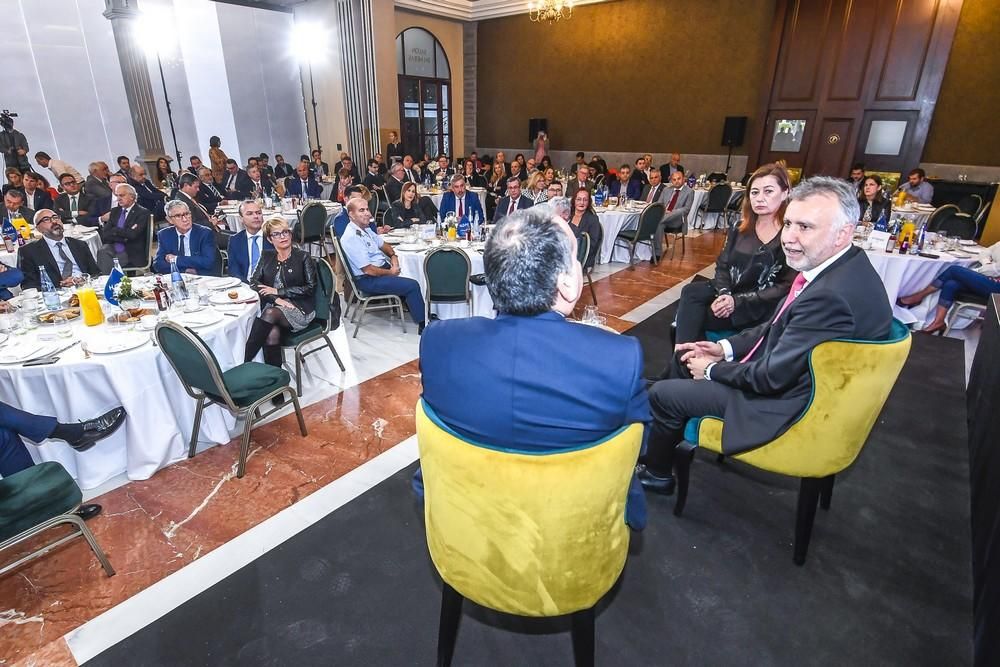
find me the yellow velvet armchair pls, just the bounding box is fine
[415,400,643,667]
[674,319,911,565]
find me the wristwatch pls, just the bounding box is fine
[704,362,716,381]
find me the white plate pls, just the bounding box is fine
[0,340,60,364]
[203,276,241,291]
[396,243,427,251]
[210,288,257,305]
[173,310,223,328]
[959,240,977,246]
[86,332,150,355]
[383,237,403,244]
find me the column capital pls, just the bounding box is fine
[103,0,140,21]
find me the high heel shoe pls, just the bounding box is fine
[895,297,918,309]
[919,323,946,336]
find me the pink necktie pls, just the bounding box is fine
[647,187,654,203]
[740,272,807,363]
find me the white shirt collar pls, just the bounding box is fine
[802,244,852,284]
[44,236,67,252]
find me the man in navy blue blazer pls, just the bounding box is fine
[284,162,323,199]
[417,207,651,529]
[437,175,485,225]
[607,164,642,200]
[153,200,221,275]
[227,200,273,281]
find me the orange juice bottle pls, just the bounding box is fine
[77,285,104,326]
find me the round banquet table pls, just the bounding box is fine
[595,208,644,263]
[394,240,494,319]
[690,185,746,230]
[862,243,980,326]
[0,278,260,489]
[417,187,488,216]
[889,204,933,226]
[0,226,103,268]
[221,202,342,233]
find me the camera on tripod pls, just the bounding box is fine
[0,110,18,130]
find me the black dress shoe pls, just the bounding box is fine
[272,394,287,407]
[71,407,127,452]
[637,468,676,495]
[74,503,102,521]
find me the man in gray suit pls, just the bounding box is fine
[654,171,693,261]
[640,169,667,204]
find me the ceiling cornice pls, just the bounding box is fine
[394,0,613,22]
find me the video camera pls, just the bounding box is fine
[0,110,17,131]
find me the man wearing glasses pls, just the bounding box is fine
[19,209,100,290]
[152,200,220,275]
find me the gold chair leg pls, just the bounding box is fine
[67,514,115,576]
[189,397,205,458]
[290,391,308,436]
[236,405,257,479]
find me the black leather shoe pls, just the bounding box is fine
[74,503,102,521]
[637,468,676,495]
[272,394,287,407]
[469,273,487,286]
[71,407,126,452]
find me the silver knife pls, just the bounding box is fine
[21,340,80,365]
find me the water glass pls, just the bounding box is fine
[582,305,599,324]
[51,314,72,339]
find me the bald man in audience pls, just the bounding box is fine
[129,165,166,220]
[660,153,685,181]
[19,209,99,289]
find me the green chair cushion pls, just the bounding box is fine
[616,230,635,240]
[0,462,82,542]
[215,362,290,407]
[280,320,325,347]
[705,329,738,343]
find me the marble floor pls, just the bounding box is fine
[0,230,980,666]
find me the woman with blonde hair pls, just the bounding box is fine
[486,160,507,217]
[525,171,548,204]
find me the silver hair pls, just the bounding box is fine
[238,199,261,216]
[789,176,860,229]
[164,199,190,217]
[88,161,100,174]
[545,196,572,222]
[114,182,137,197]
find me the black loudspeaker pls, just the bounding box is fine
[722,116,748,147]
[529,118,548,143]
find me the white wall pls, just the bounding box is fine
[2,0,308,177]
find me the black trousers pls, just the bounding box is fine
[674,280,736,345]
[643,378,733,476]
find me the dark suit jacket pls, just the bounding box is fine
[640,183,666,204]
[608,178,642,200]
[246,177,275,198]
[3,206,34,225]
[660,163,685,181]
[311,161,331,178]
[712,246,893,454]
[99,204,151,268]
[153,224,220,275]
[197,181,225,214]
[22,189,53,212]
[84,175,112,200]
[273,163,294,179]
[221,169,252,199]
[227,230,273,281]
[284,177,322,198]
[566,179,594,200]
[386,142,404,160]
[363,172,386,192]
[54,192,98,226]
[420,310,650,527]
[130,179,166,219]
[492,194,533,222]
[385,176,405,204]
[439,191,486,224]
[18,236,99,290]
[175,192,213,228]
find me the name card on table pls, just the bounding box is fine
[868,230,891,251]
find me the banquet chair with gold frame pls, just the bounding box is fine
[423,247,472,322]
[279,257,345,396]
[124,213,156,277]
[416,399,643,666]
[154,321,307,478]
[613,202,664,265]
[578,232,597,305]
[331,235,407,338]
[672,319,911,565]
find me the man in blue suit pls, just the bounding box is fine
[284,162,323,199]
[227,200,273,282]
[437,175,485,226]
[153,200,221,275]
[417,207,651,529]
[607,164,642,201]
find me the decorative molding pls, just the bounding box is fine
[393,0,615,22]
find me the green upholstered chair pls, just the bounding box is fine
[154,320,307,478]
[613,202,664,265]
[578,232,597,306]
[279,258,346,396]
[416,400,643,666]
[423,247,472,322]
[297,202,330,260]
[0,462,115,578]
[331,234,407,338]
[672,319,911,565]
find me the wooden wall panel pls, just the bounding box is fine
[773,0,834,103]
[827,0,879,102]
[876,0,940,101]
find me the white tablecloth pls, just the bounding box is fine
[0,286,259,489]
[396,242,493,319]
[418,188,487,217]
[863,245,979,326]
[0,227,103,268]
[596,209,644,263]
[221,203,342,233]
[691,186,745,230]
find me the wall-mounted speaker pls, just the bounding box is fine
[722,116,748,147]
[529,118,548,143]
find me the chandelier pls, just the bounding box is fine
[529,0,574,23]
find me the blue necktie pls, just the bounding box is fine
[250,235,260,277]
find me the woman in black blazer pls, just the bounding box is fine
[568,188,602,269]
[389,182,432,228]
[462,159,487,189]
[857,174,891,224]
[244,217,317,387]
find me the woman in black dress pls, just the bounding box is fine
[672,163,795,371]
[568,189,602,269]
[462,159,487,189]
[244,217,317,385]
[857,174,891,224]
[389,182,432,228]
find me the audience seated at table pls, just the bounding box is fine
[333,168,355,204]
[363,159,386,194]
[4,189,34,225]
[401,154,420,183]
[54,173,97,226]
[19,210,100,289]
[340,197,425,333]
[492,176,533,223]
[127,165,167,221]
[245,217,316,394]
[246,165,275,199]
[508,160,527,187]
[440,175,486,225]
[273,154,294,179]
[3,167,23,196]
[221,159,252,201]
[670,163,795,373]
[389,182,433,229]
[0,400,126,519]
[196,167,225,214]
[564,190,602,269]
[847,162,866,192]
[153,200,220,276]
[525,172,548,204]
[653,170,695,261]
[285,162,323,199]
[461,159,487,189]
[897,241,1000,334]
[156,157,177,189]
[661,152,685,180]
[332,186,387,238]
[21,171,53,212]
[95,174,126,224]
[566,167,595,201]
[640,169,667,204]
[607,164,642,201]
[84,161,112,201]
[385,163,406,204]
[415,207,650,528]
[227,200,272,282]
[485,161,507,217]
[639,177,892,495]
[115,155,132,178]
[97,183,150,274]
[897,168,934,204]
[632,157,650,187]
[0,261,23,303]
[569,152,587,176]
[433,156,455,187]
[858,174,891,223]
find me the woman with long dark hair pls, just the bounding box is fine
[857,174,891,223]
